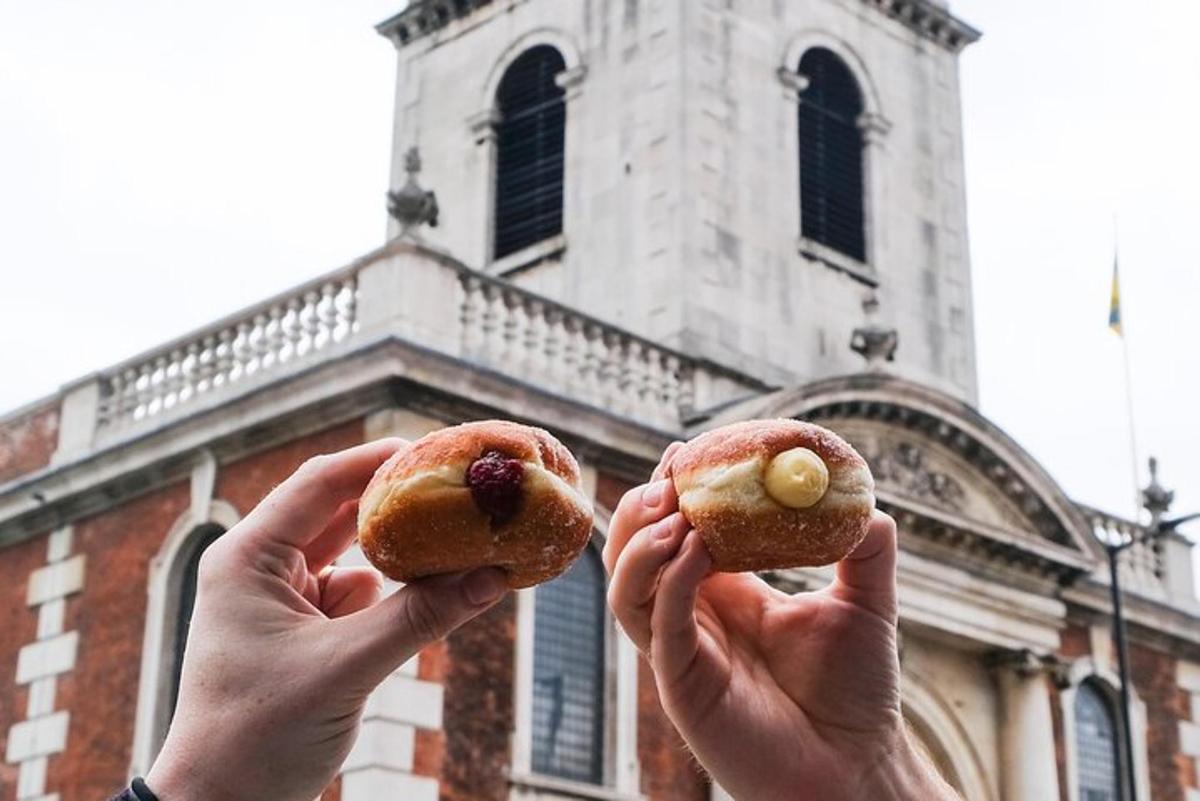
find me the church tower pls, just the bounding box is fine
[378,0,981,403]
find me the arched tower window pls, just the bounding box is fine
[493,45,567,260]
[169,524,224,717]
[798,47,866,263]
[531,546,606,784]
[1074,679,1122,801]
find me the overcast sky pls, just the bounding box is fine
[1,0,1197,534]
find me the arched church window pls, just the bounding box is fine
[493,45,567,259]
[531,546,606,784]
[1075,679,1122,801]
[798,47,866,263]
[169,524,224,717]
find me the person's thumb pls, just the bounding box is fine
[335,567,508,690]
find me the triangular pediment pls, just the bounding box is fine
[705,373,1097,582]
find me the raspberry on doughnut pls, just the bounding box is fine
[357,421,594,588]
[669,419,876,572]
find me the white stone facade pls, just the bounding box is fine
[382,0,979,401]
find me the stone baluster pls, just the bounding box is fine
[580,323,603,400]
[340,278,358,336]
[265,306,285,368]
[197,335,218,392]
[163,349,185,409]
[541,306,563,386]
[234,321,253,378]
[319,283,338,347]
[618,338,640,415]
[598,331,622,407]
[458,275,482,356]
[640,347,664,420]
[521,297,544,378]
[560,315,582,392]
[479,282,502,364]
[499,288,522,368]
[216,328,236,386]
[151,355,170,415]
[282,298,303,362]
[676,359,696,420]
[301,290,321,355]
[251,313,270,371]
[181,342,200,404]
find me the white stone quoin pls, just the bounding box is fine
[6,525,82,801]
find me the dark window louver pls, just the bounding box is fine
[531,547,605,785]
[170,525,224,719]
[493,46,567,259]
[798,48,866,263]
[1074,681,1123,801]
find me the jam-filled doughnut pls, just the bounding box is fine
[669,419,875,572]
[357,421,594,588]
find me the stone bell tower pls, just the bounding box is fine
[377,0,981,404]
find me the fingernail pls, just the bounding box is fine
[464,569,508,605]
[643,480,668,508]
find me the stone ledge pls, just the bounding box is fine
[341,768,438,801]
[5,712,69,763]
[343,720,415,772]
[16,632,78,684]
[1180,721,1200,758]
[26,556,85,606]
[1180,661,1200,693]
[362,673,443,730]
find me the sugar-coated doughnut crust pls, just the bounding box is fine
[670,419,875,572]
[357,421,594,588]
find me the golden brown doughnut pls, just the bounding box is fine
[357,420,594,588]
[669,419,875,572]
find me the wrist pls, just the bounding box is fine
[860,732,959,801]
[146,738,238,801]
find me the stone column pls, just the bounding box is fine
[993,650,1061,801]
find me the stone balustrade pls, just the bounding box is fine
[55,242,765,456]
[1081,505,1168,599]
[94,269,360,434]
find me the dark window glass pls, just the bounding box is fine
[531,547,605,784]
[493,45,566,259]
[1075,680,1121,801]
[170,526,224,717]
[798,48,866,262]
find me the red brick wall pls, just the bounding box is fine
[214,420,364,517]
[50,481,191,801]
[0,403,59,485]
[43,419,364,800]
[0,533,54,801]
[1131,643,1185,801]
[1054,622,1189,801]
[438,596,517,801]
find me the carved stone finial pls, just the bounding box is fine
[387,146,439,236]
[1142,456,1174,528]
[850,291,898,369]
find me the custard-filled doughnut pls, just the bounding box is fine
[669,419,875,572]
[357,421,594,588]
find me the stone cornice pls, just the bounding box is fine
[376,0,980,53]
[0,335,672,549]
[861,0,981,53]
[376,0,497,48]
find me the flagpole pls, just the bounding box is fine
[1110,218,1141,518]
[1120,331,1141,517]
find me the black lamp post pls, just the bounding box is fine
[1104,457,1198,801]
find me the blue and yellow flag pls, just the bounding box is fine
[1108,255,1122,336]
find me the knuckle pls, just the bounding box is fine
[400,592,448,643]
